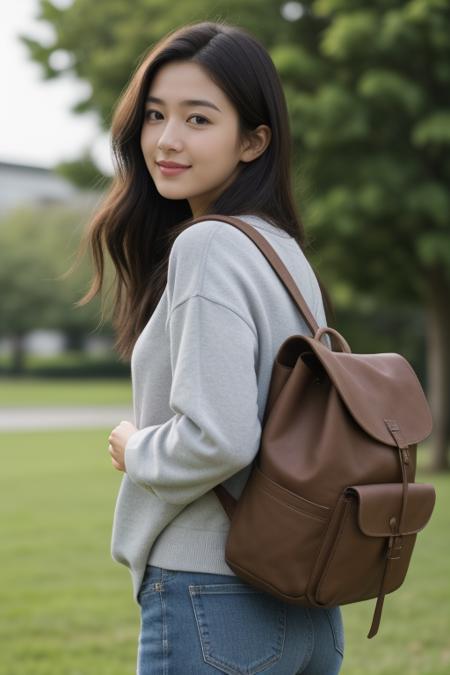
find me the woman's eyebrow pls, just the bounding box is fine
[146,95,222,112]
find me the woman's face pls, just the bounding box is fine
[140,60,270,217]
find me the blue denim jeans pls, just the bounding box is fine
[136,565,344,675]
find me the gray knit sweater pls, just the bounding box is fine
[110,214,328,604]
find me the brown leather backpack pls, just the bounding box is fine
[188,214,436,640]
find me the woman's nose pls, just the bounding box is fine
[157,122,183,152]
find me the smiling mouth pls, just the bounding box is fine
[157,164,192,175]
[156,160,191,168]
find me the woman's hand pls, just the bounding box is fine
[108,420,138,472]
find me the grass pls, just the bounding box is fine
[0,377,132,406]
[0,427,448,674]
[0,429,139,675]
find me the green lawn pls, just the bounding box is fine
[0,377,132,406]
[1,429,448,674]
[0,429,138,675]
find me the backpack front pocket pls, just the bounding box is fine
[225,465,330,601]
[311,482,436,606]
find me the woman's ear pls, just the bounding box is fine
[240,124,272,163]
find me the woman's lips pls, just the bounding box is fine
[157,164,191,176]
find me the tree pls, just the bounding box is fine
[272,0,450,469]
[21,0,450,469]
[0,202,110,373]
[54,148,107,189]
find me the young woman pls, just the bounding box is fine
[77,20,344,675]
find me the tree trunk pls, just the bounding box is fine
[426,265,450,471]
[10,333,26,375]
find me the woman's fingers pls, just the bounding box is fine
[108,442,124,471]
[108,442,118,461]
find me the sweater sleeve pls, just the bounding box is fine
[124,293,261,505]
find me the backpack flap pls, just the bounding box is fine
[346,483,436,537]
[297,336,433,448]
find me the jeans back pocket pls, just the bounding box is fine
[189,582,286,675]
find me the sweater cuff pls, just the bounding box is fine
[124,427,156,488]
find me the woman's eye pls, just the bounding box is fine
[145,110,162,121]
[144,110,209,125]
[188,114,209,125]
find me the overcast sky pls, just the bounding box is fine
[1,0,113,174]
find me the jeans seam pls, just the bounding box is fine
[188,586,210,667]
[296,608,314,674]
[159,586,168,675]
[325,608,344,657]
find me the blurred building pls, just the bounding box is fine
[0,159,101,216]
[0,160,82,215]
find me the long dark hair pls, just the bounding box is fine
[72,19,334,361]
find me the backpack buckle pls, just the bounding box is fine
[387,534,403,560]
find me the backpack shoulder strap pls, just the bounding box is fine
[188,214,320,336]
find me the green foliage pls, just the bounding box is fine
[320,9,380,60]
[54,149,109,189]
[0,203,111,338]
[290,85,370,147]
[358,70,426,116]
[0,353,129,379]
[416,231,450,268]
[283,0,450,300]
[271,44,327,85]
[412,111,450,146]
[405,181,450,227]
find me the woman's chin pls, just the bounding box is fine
[154,184,189,200]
